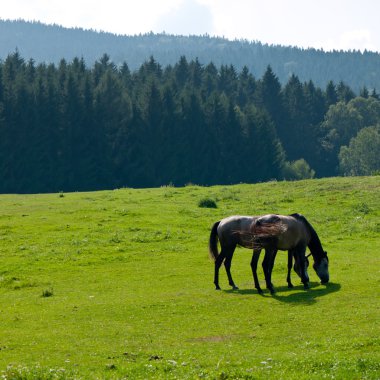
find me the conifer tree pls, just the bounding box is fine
[256,65,285,136]
[0,52,373,193]
[325,80,338,107]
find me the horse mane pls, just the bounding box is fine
[249,219,288,249]
[290,213,326,260]
[229,230,255,249]
[251,222,287,237]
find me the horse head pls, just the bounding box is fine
[313,251,329,284]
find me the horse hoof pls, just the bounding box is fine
[288,283,294,289]
[303,283,310,290]
[232,286,239,290]
[257,289,264,295]
[268,287,275,295]
[215,286,221,290]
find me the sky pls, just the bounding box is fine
[1,0,380,52]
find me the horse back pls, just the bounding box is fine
[255,213,310,250]
[217,215,257,248]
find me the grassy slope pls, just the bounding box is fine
[0,177,379,379]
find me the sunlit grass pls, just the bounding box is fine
[0,176,379,379]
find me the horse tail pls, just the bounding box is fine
[209,221,220,261]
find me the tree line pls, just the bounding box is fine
[2,20,380,92]
[0,52,379,193]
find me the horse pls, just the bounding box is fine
[208,215,310,294]
[252,213,329,293]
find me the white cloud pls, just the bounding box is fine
[340,29,376,51]
[1,0,181,35]
[319,29,376,52]
[154,0,214,36]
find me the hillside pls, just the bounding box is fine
[0,177,379,379]
[1,19,380,92]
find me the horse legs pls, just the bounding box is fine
[262,249,277,294]
[250,249,263,294]
[293,245,310,289]
[214,250,226,290]
[287,251,294,288]
[269,250,278,293]
[214,245,237,290]
[224,245,238,290]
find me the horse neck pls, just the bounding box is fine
[306,223,325,261]
[292,213,325,261]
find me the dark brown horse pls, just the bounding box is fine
[209,215,260,291]
[252,213,329,292]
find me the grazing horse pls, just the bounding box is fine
[209,215,258,291]
[209,215,308,293]
[208,214,329,294]
[252,213,329,293]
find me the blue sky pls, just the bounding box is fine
[1,0,379,52]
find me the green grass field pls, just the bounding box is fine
[0,177,379,379]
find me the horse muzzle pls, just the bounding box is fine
[320,276,329,284]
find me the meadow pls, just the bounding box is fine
[0,176,379,379]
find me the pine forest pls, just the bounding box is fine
[0,52,379,193]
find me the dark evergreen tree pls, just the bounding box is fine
[337,81,355,103]
[31,72,60,192]
[201,62,218,98]
[139,56,162,82]
[360,86,369,98]
[188,58,203,88]
[174,56,189,88]
[219,64,238,98]
[242,106,285,182]
[282,74,306,160]
[158,85,181,184]
[145,80,164,185]
[255,66,285,138]
[325,80,338,107]
[370,88,379,100]
[182,91,217,185]
[0,52,373,193]
[237,66,256,107]
[93,68,132,188]
[123,103,153,187]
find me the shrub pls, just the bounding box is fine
[42,288,54,298]
[198,198,217,208]
[282,159,315,180]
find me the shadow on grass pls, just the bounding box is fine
[224,282,341,304]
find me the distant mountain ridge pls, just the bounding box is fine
[1,19,380,92]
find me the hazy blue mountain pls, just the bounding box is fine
[1,19,380,92]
